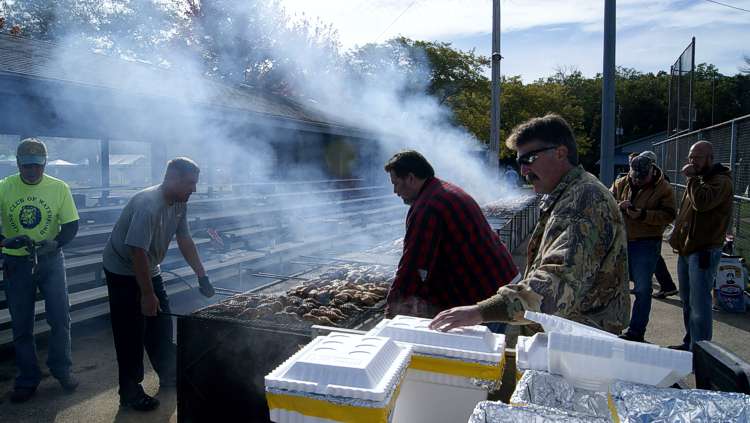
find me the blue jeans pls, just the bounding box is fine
[625,239,661,338]
[677,248,722,350]
[3,251,72,388]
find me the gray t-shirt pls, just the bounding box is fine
[102,185,189,277]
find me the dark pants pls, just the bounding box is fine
[654,255,677,292]
[4,251,71,388]
[105,269,175,400]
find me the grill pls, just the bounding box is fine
[177,261,393,422]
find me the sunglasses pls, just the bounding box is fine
[516,146,558,166]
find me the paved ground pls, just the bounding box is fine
[0,240,748,422]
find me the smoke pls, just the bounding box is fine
[2,0,521,257]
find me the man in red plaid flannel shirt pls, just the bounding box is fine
[384,150,518,318]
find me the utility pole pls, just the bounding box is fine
[711,74,716,125]
[489,0,502,177]
[599,0,616,187]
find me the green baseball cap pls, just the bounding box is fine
[17,138,47,166]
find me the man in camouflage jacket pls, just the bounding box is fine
[431,114,630,334]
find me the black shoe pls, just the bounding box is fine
[668,344,690,351]
[653,289,678,299]
[57,374,80,393]
[618,332,645,343]
[10,386,36,403]
[120,391,160,411]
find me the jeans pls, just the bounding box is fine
[3,251,72,388]
[654,255,677,292]
[105,269,176,400]
[677,248,722,350]
[626,239,661,338]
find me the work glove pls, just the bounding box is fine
[37,239,59,255]
[198,275,215,298]
[3,235,32,250]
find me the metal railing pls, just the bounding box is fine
[497,197,540,254]
[654,114,750,260]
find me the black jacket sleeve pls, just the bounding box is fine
[55,220,79,248]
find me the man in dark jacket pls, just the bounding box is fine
[611,154,676,342]
[669,141,733,351]
[384,150,518,319]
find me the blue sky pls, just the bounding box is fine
[279,0,750,81]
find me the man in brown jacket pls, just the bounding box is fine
[669,141,733,351]
[612,154,676,342]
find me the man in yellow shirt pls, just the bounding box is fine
[0,138,80,403]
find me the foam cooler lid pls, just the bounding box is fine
[524,311,616,339]
[265,332,411,402]
[368,315,505,362]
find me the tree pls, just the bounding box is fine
[180,0,342,93]
[500,76,592,161]
[0,0,186,59]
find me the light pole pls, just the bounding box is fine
[489,0,502,177]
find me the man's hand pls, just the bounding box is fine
[141,293,160,317]
[198,275,215,298]
[682,163,697,178]
[618,200,632,210]
[625,207,641,219]
[3,235,32,250]
[429,305,483,332]
[36,239,59,255]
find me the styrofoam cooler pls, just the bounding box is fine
[264,332,412,422]
[367,315,506,423]
[523,311,617,339]
[516,314,693,392]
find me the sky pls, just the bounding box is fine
[278,0,750,82]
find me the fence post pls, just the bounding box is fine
[730,120,740,243]
[730,119,737,175]
[674,138,679,182]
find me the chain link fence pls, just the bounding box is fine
[653,114,750,260]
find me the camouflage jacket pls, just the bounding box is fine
[476,166,630,334]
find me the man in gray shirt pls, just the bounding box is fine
[103,157,214,411]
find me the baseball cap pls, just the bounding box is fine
[630,155,653,180]
[17,138,47,166]
[639,150,657,163]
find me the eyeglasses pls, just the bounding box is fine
[516,146,558,166]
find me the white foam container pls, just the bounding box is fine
[516,331,693,392]
[367,315,506,423]
[523,311,617,339]
[265,332,412,422]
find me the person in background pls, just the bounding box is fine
[611,153,676,342]
[383,150,518,320]
[668,141,733,351]
[503,165,520,187]
[0,138,80,403]
[430,114,630,334]
[638,151,679,299]
[102,157,215,411]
